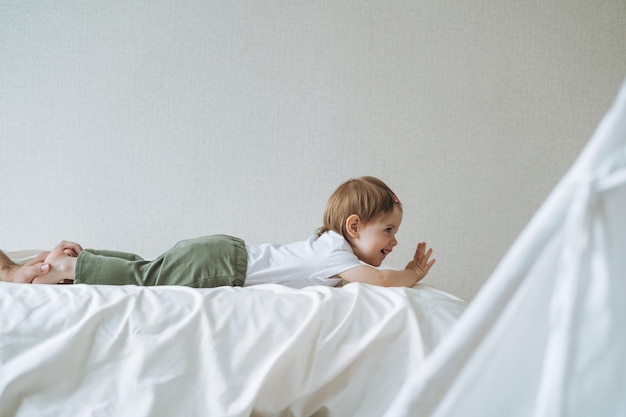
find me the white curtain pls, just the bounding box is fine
[386,79,626,417]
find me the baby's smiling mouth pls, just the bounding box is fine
[381,249,392,256]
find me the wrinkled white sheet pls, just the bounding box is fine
[385,80,626,417]
[0,280,465,417]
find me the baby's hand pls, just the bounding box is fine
[405,242,435,282]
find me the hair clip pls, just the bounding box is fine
[392,194,400,203]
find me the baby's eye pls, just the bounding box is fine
[384,228,393,233]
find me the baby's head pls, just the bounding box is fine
[317,176,402,238]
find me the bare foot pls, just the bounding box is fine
[32,242,80,284]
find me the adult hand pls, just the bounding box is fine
[3,251,51,283]
[1,241,83,284]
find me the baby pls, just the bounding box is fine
[25,176,435,288]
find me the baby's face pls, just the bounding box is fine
[350,206,402,267]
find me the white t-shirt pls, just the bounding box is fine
[244,231,362,288]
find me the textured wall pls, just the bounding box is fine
[2,1,625,300]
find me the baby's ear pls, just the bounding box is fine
[345,214,361,238]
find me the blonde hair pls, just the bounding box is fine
[316,176,402,237]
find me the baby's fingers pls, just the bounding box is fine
[414,243,432,263]
[414,242,425,260]
[423,258,436,273]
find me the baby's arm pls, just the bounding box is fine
[339,242,435,287]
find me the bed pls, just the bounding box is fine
[0,264,465,417]
[3,79,625,416]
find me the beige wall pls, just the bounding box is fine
[2,1,625,301]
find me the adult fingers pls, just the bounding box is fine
[16,261,50,283]
[31,251,50,263]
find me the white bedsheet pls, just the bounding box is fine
[0,281,465,417]
[384,80,626,417]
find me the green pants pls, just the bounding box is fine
[74,235,247,287]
